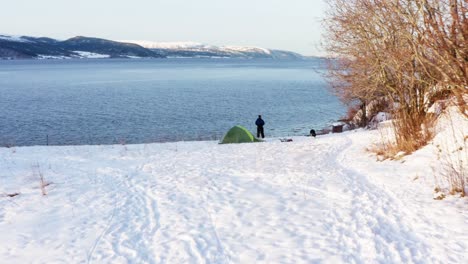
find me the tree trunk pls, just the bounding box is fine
[360,101,367,128]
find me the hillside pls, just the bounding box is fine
[125,40,305,59]
[0,34,305,60]
[0,35,164,59]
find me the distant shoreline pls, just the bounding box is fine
[0,35,312,60]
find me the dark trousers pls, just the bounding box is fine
[257,126,264,138]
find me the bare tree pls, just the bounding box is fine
[323,0,467,153]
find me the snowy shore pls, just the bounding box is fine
[1,113,467,263]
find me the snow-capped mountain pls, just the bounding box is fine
[123,40,303,59]
[124,41,210,50]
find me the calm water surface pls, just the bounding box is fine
[0,58,345,146]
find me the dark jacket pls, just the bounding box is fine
[255,118,265,127]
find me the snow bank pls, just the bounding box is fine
[431,106,468,195]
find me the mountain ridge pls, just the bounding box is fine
[123,40,304,60]
[0,34,306,60]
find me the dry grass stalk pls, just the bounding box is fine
[392,111,437,154]
[32,163,49,196]
[434,108,467,197]
[436,144,467,197]
[370,109,436,159]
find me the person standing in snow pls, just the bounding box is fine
[255,115,265,138]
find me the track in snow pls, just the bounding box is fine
[1,131,467,263]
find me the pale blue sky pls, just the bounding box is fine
[1,0,328,55]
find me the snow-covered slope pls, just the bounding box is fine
[123,40,303,59]
[0,34,32,43]
[222,45,271,55]
[1,107,466,263]
[123,40,270,54]
[124,41,209,50]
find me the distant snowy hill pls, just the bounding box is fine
[0,34,305,60]
[124,40,305,59]
[126,41,210,50]
[0,35,164,59]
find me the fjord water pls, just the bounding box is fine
[0,59,345,146]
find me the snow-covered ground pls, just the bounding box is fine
[1,108,467,263]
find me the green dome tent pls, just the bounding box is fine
[220,125,261,144]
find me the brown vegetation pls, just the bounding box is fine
[32,163,49,196]
[434,108,467,196]
[323,0,467,154]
